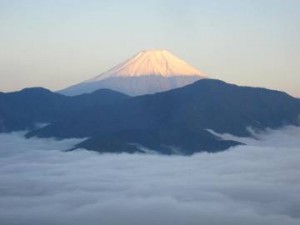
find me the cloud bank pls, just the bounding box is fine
[0,127,300,225]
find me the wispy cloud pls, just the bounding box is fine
[0,127,299,225]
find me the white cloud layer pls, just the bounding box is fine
[0,127,300,225]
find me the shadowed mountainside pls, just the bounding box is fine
[1,79,299,154]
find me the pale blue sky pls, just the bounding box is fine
[0,0,299,96]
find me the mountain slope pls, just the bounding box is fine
[28,79,300,154]
[91,49,205,79]
[59,49,206,96]
[0,88,66,132]
[0,88,129,132]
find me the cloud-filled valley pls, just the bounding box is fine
[0,127,300,225]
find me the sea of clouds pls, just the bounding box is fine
[0,126,300,225]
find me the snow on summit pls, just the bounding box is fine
[60,49,207,96]
[91,49,206,80]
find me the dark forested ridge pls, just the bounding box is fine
[1,79,299,154]
[0,88,129,132]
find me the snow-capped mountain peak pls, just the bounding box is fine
[90,49,205,81]
[60,49,208,96]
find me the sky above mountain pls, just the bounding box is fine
[0,0,299,97]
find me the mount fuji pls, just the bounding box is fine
[1,49,299,154]
[59,49,206,96]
